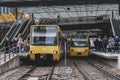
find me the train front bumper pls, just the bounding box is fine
[70,51,88,56]
[70,47,89,56]
[29,53,60,61]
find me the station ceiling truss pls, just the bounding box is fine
[19,4,118,19]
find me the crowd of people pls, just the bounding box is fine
[93,35,120,53]
[4,37,29,53]
[4,35,120,54]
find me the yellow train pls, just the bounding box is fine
[69,32,90,57]
[29,25,64,61]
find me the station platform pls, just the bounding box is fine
[0,52,20,74]
[0,53,17,65]
[91,51,119,59]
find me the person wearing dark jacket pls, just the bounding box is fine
[12,38,18,53]
[114,36,120,52]
[98,38,102,52]
[102,36,108,53]
[4,37,9,53]
[94,38,99,51]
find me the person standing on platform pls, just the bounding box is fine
[4,37,9,53]
[17,38,23,53]
[102,36,108,53]
[98,38,102,52]
[108,37,115,52]
[10,39,13,52]
[12,38,18,53]
[114,36,120,53]
[94,38,99,51]
[23,40,28,52]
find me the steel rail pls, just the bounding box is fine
[86,60,120,80]
[46,65,55,80]
[18,66,36,80]
[73,60,92,80]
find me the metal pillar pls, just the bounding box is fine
[15,8,18,20]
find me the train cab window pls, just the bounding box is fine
[71,40,87,47]
[45,37,57,45]
[32,36,57,45]
[71,37,88,47]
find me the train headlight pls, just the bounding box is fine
[30,50,35,54]
[53,51,58,54]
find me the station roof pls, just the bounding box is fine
[19,4,118,19]
[0,1,119,19]
[0,0,120,7]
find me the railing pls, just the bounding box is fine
[113,19,120,37]
[116,19,120,32]
[22,19,32,36]
[12,19,29,40]
[0,21,17,46]
[22,19,32,40]
[0,43,18,65]
[9,23,21,40]
[109,16,120,38]
[109,16,115,36]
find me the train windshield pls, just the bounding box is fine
[31,26,57,45]
[71,36,88,47]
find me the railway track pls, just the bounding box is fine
[88,59,120,78]
[1,59,120,80]
[51,60,85,80]
[2,66,33,80]
[74,60,120,80]
[18,66,55,80]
